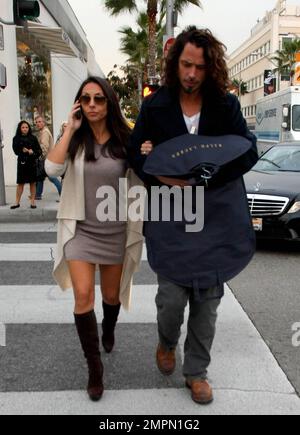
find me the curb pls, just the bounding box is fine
[0,207,57,223]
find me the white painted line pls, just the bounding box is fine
[0,244,55,261]
[0,285,158,324]
[142,244,147,261]
[0,389,299,415]
[0,322,6,347]
[0,244,147,262]
[0,223,57,232]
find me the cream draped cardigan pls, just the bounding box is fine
[45,152,144,310]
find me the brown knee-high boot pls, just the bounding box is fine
[74,310,104,401]
[102,302,121,353]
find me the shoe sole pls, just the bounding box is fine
[185,381,214,405]
[157,366,175,376]
[156,359,176,376]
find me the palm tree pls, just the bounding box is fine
[119,11,165,79]
[230,78,248,98]
[107,63,141,119]
[104,0,202,80]
[272,39,300,81]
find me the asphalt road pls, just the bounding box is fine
[229,239,300,397]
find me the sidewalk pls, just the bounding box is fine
[0,182,59,223]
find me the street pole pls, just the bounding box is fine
[0,119,6,206]
[138,74,142,107]
[166,0,175,38]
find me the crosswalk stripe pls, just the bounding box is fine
[0,244,148,262]
[2,389,299,416]
[0,389,210,415]
[0,244,55,261]
[0,223,57,233]
[0,285,158,324]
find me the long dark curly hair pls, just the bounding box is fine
[68,76,131,162]
[15,121,33,137]
[164,26,230,97]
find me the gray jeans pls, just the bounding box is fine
[156,275,221,381]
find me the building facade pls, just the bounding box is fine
[0,0,105,185]
[228,0,300,131]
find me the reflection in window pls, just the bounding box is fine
[292,105,300,131]
[17,39,52,132]
[255,146,300,172]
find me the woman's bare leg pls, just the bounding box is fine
[29,183,36,206]
[15,184,24,205]
[68,261,96,314]
[99,264,123,305]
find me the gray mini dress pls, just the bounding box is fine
[64,141,127,265]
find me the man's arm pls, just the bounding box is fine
[39,130,50,158]
[211,96,258,186]
[128,103,155,185]
[129,101,190,187]
[39,129,54,158]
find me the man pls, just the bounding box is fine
[35,116,62,200]
[128,27,258,405]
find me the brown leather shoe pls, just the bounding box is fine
[156,344,176,375]
[186,379,214,405]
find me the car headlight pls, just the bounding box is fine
[288,201,300,214]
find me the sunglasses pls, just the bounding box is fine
[79,95,108,106]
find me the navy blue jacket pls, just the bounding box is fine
[128,86,258,299]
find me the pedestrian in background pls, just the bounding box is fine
[45,76,143,402]
[35,116,62,200]
[10,120,42,210]
[129,26,258,405]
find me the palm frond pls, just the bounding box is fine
[104,0,137,16]
[174,0,202,13]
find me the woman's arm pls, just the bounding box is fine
[47,102,82,164]
[12,137,23,157]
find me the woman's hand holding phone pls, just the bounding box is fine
[68,101,83,133]
[48,101,82,164]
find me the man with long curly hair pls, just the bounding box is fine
[128,26,257,405]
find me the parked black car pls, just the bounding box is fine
[244,143,300,241]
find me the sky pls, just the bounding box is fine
[68,0,300,76]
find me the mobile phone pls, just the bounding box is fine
[75,108,82,120]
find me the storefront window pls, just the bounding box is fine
[16,39,52,132]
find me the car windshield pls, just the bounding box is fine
[254,146,300,172]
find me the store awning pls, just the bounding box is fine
[17,25,79,58]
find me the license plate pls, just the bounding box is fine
[252,218,263,232]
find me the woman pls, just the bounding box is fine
[45,77,144,402]
[11,121,42,210]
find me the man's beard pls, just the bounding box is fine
[183,86,194,94]
[182,83,201,94]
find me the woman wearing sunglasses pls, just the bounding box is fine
[45,77,143,402]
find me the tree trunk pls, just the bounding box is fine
[147,0,158,82]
